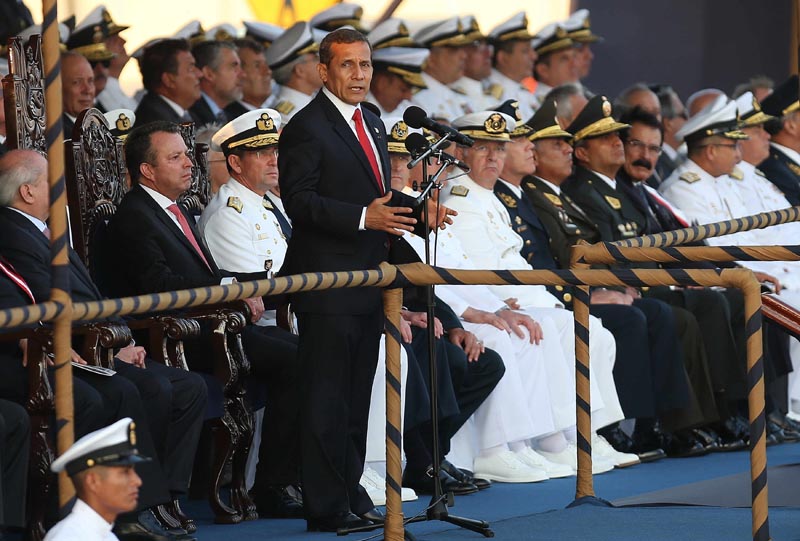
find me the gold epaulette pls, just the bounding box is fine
[497,192,517,208]
[274,100,295,116]
[755,168,767,178]
[450,185,469,197]
[730,167,744,180]
[544,192,562,206]
[486,83,504,100]
[789,162,800,177]
[679,171,701,183]
[227,196,243,213]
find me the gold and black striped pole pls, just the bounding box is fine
[41,0,74,509]
[571,275,594,499]
[382,288,405,541]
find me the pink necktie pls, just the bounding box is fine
[352,108,385,194]
[166,203,212,271]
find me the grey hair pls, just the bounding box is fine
[545,83,584,121]
[272,55,306,85]
[0,151,46,206]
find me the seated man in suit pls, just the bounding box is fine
[224,38,274,120]
[135,39,201,126]
[101,121,303,519]
[189,41,243,127]
[61,51,96,137]
[0,149,205,540]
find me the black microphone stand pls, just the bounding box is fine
[340,138,492,539]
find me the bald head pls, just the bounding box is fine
[686,88,724,117]
[0,150,49,218]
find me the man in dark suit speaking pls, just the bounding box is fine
[278,28,453,531]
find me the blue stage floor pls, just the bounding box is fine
[187,442,800,540]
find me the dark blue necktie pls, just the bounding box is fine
[265,194,292,240]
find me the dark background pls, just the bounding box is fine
[578,0,794,101]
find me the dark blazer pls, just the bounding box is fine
[651,151,678,189]
[0,207,103,304]
[224,100,250,121]
[278,90,418,315]
[101,185,225,298]
[564,165,647,244]
[521,175,599,268]
[493,180,557,270]
[134,91,187,127]
[758,146,800,206]
[189,96,230,127]
[63,113,75,140]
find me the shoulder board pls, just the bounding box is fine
[789,162,800,177]
[729,167,744,181]
[525,181,537,190]
[227,196,243,213]
[754,168,766,178]
[604,195,622,210]
[451,86,466,96]
[262,198,274,210]
[450,184,469,197]
[679,171,701,183]
[274,100,295,115]
[486,83,504,100]
[544,192,562,206]
[497,192,517,208]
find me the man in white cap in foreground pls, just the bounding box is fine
[45,418,148,541]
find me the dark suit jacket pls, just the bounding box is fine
[101,185,227,298]
[758,146,800,206]
[278,90,418,315]
[564,165,647,244]
[493,181,556,270]
[63,113,75,140]
[224,100,250,121]
[521,175,599,268]
[134,91,186,127]
[189,96,229,127]
[0,207,104,304]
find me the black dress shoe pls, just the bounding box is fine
[768,412,800,441]
[357,507,385,523]
[629,427,667,462]
[251,485,304,519]
[114,509,195,541]
[165,500,196,535]
[306,512,372,532]
[402,466,478,496]
[440,460,491,490]
[663,431,708,458]
[691,428,721,451]
[598,425,635,454]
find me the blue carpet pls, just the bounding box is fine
[186,442,800,540]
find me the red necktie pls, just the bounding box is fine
[167,203,212,271]
[0,259,35,303]
[352,108,385,194]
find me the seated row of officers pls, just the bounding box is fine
[3,79,800,540]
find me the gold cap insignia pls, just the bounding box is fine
[354,6,364,17]
[555,26,568,39]
[116,114,131,131]
[102,9,112,23]
[398,22,408,35]
[391,121,409,141]
[129,422,137,446]
[92,25,103,44]
[604,195,621,210]
[87,458,95,467]
[484,113,507,134]
[256,113,275,132]
[215,29,233,41]
[601,97,612,117]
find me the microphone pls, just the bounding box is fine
[404,133,471,172]
[403,106,475,147]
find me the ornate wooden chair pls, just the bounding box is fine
[2,34,46,153]
[65,108,256,523]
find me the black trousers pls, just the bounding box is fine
[296,310,383,519]
[241,325,301,488]
[115,361,207,497]
[0,399,28,529]
[73,370,171,510]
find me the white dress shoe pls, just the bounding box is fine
[514,447,575,479]
[473,450,549,483]
[593,434,640,468]
[360,466,418,505]
[537,442,616,475]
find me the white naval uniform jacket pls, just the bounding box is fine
[198,177,288,325]
[411,72,472,122]
[44,499,118,541]
[486,69,537,121]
